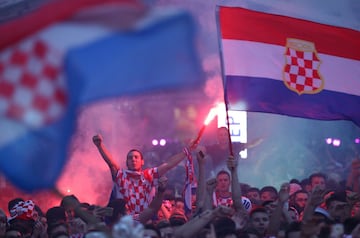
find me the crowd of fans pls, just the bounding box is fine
[1,131,360,238]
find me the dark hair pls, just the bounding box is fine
[260,186,278,194]
[309,172,327,184]
[127,149,144,160]
[249,207,268,217]
[247,187,260,194]
[216,170,230,179]
[46,206,66,225]
[213,217,237,238]
[325,190,347,208]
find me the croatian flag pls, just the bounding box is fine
[0,0,204,191]
[217,6,360,126]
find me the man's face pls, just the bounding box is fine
[295,192,308,208]
[311,176,326,191]
[246,191,260,202]
[126,150,143,171]
[217,128,229,146]
[260,191,276,202]
[250,211,270,235]
[216,173,230,192]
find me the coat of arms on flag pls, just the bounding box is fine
[283,38,324,95]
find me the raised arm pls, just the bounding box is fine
[346,158,360,193]
[266,183,289,237]
[92,134,119,181]
[173,206,233,238]
[157,150,186,177]
[194,150,206,214]
[227,156,244,212]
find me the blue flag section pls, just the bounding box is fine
[67,12,203,104]
[0,1,204,192]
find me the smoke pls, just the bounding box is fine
[1,0,360,213]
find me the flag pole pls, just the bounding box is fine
[216,5,234,158]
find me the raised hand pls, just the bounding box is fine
[226,156,237,171]
[206,178,217,194]
[309,185,326,207]
[278,183,290,203]
[92,134,103,147]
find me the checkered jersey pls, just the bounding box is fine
[0,37,67,127]
[113,167,159,215]
[214,192,233,207]
[214,193,252,212]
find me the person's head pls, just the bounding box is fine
[309,173,327,191]
[46,206,66,226]
[246,187,261,204]
[292,190,309,211]
[126,149,144,171]
[216,170,231,193]
[249,207,270,235]
[217,127,230,146]
[213,217,238,238]
[262,200,278,218]
[300,178,312,193]
[325,191,350,223]
[260,186,278,202]
[47,222,69,238]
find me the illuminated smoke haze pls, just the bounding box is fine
[1,0,360,212]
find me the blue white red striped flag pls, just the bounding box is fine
[183,148,196,214]
[217,5,360,126]
[0,0,204,191]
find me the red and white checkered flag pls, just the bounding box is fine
[0,37,68,128]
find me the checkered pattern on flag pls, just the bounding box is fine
[0,38,67,128]
[217,6,360,126]
[283,39,323,95]
[0,0,204,192]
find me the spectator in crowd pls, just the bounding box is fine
[309,172,327,192]
[290,190,309,216]
[92,134,197,218]
[260,186,278,203]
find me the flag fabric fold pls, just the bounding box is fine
[217,6,360,126]
[0,0,204,191]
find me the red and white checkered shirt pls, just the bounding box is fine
[214,192,233,208]
[113,167,159,216]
